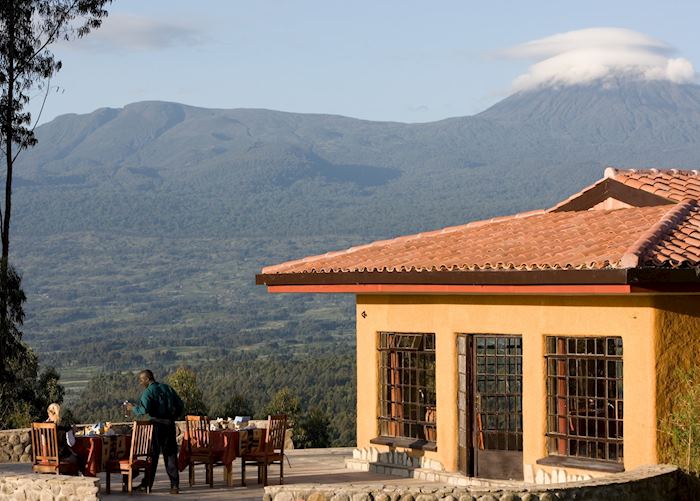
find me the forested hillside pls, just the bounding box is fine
[71,345,355,446]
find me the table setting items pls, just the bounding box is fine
[208,416,254,430]
[76,421,115,436]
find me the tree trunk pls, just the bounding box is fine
[0,0,16,374]
[3,0,15,269]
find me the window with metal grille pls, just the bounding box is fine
[378,332,436,442]
[545,336,623,464]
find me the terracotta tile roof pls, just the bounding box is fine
[606,167,700,202]
[642,202,700,268]
[261,168,700,279]
[262,203,700,274]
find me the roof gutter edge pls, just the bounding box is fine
[255,269,635,287]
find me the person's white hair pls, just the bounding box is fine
[47,403,62,424]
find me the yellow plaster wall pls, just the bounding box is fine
[355,294,657,475]
[653,296,700,458]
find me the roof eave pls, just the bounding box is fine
[256,269,631,286]
[256,267,700,293]
[628,267,700,285]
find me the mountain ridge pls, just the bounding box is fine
[14,81,700,243]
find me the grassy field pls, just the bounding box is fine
[59,365,103,399]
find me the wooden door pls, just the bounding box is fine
[472,335,523,480]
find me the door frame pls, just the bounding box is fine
[458,333,523,480]
[456,334,473,476]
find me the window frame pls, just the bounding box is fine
[374,332,437,450]
[540,336,624,470]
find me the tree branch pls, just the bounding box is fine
[15,0,80,75]
[12,77,51,164]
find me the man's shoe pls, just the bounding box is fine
[169,486,179,494]
[134,482,149,492]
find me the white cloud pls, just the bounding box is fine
[61,13,206,51]
[501,28,696,92]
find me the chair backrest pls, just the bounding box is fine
[185,415,211,453]
[129,421,154,464]
[31,422,59,467]
[265,414,287,454]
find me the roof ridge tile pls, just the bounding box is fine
[611,167,700,178]
[546,176,610,212]
[619,200,698,268]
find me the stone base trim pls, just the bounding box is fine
[347,447,516,487]
[351,447,445,471]
[0,473,100,501]
[266,464,679,501]
[347,448,618,488]
[345,458,370,472]
[346,457,531,488]
[523,463,595,485]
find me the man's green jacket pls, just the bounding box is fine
[132,381,184,421]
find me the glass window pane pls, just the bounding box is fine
[544,336,623,463]
[377,332,436,441]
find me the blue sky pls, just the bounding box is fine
[31,0,700,124]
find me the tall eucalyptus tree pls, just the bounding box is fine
[0,0,110,427]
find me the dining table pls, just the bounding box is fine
[73,433,131,477]
[177,428,265,486]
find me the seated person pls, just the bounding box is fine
[46,403,80,468]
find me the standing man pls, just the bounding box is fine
[126,369,184,495]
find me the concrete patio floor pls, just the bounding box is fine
[1,448,439,501]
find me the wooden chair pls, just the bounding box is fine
[30,422,79,475]
[105,421,153,495]
[185,415,225,488]
[241,414,287,486]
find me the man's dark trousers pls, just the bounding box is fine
[145,421,179,489]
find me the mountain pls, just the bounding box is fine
[479,79,700,150]
[14,103,526,239]
[16,81,700,240]
[10,79,700,389]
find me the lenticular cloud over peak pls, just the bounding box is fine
[502,28,696,92]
